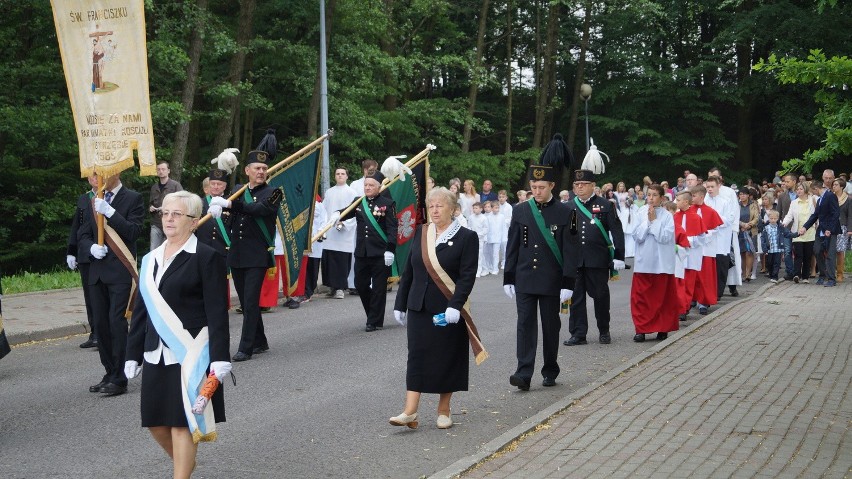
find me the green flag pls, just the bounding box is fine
[266,146,323,295]
[387,161,426,281]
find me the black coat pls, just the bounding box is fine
[341,194,398,258]
[563,194,625,278]
[394,225,478,314]
[126,241,230,364]
[67,191,94,263]
[78,186,144,285]
[197,196,232,257]
[504,197,570,296]
[227,183,282,269]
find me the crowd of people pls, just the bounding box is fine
[64,127,850,475]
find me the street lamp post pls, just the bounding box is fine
[580,83,592,153]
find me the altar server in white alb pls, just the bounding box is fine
[630,185,679,342]
[322,167,357,299]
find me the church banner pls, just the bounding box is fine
[267,146,323,296]
[51,0,156,178]
[388,160,427,282]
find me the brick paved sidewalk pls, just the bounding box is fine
[437,280,852,478]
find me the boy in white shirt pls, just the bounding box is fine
[469,202,489,276]
[485,200,505,275]
[498,190,513,269]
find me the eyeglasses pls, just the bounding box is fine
[159,210,196,219]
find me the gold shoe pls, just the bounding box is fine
[437,413,453,429]
[389,412,418,429]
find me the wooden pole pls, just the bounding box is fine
[96,174,105,246]
[195,131,332,229]
[311,146,433,244]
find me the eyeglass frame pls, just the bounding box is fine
[159,210,197,220]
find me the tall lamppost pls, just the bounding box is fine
[580,83,592,153]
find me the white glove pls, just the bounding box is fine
[66,255,77,270]
[124,360,142,379]
[93,197,116,218]
[445,307,461,324]
[90,244,108,259]
[210,361,232,382]
[384,251,395,266]
[208,204,223,219]
[329,211,341,224]
[504,284,515,299]
[209,196,231,209]
[560,289,572,303]
[613,259,626,271]
[394,310,407,326]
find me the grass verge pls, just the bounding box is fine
[3,269,81,295]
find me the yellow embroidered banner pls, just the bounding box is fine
[51,1,156,178]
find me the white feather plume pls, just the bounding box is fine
[580,138,609,174]
[380,155,411,181]
[211,148,240,174]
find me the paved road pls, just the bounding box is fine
[0,265,757,478]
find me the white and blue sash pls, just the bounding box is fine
[138,253,216,443]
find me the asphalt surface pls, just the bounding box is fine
[0,263,758,478]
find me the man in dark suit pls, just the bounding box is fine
[66,173,99,349]
[209,150,282,361]
[504,134,572,391]
[800,180,841,287]
[196,168,231,259]
[563,169,626,346]
[337,171,397,332]
[78,172,144,396]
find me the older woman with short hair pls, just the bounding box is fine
[390,187,479,430]
[126,191,231,479]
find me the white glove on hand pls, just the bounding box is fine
[445,307,461,324]
[124,360,142,379]
[560,289,572,303]
[394,310,407,326]
[94,198,116,218]
[210,361,232,382]
[208,204,223,219]
[384,251,395,266]
[613,259,626,271]
[66,255,77,270]
[209,196,231,209]
[504,284,515,299]
[90,244,108,259]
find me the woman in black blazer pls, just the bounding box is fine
[125,191,230,479]
[391,187,478,430]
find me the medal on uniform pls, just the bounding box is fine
[590,218,597,225]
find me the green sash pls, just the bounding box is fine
[573,196,617,278]
[360,196,398,276]
[527,198,563,268]
[206,195,231,247]
[243,189,275,265]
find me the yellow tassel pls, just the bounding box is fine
[191,429,218,444]
[475,349,489,365]
[266,266,276,278]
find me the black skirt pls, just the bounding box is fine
[140,360,225,428]
[406,309,469,393]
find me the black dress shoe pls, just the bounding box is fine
[729,290,739,297]
[563,336,587,346]
[99,383,127,396]
[542,377,556,387]
[679,314,688,322]
[633,334,645,342]
[252,345,270,354]
[509,374,530,391]
[364,325,377,332]
[232,351,252,362]
[79,338,98,349]
[599,333,612,344]
[89,381,108,393]
[656,332,668,340]
[235,307,243,314]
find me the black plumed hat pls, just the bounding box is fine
[247,128,278,165]
[528,133,573,183]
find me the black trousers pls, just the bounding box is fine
[305,257,321,298]
[715,254,731,298]
[813,235,837,281]
[321,250,352,290]
[765,252,782,279]
[232,267,268,354]
[568,267,611,338]
[792,241,814,279]
[89,279,131,387]
[514,292,561,381]
[354,256,389,327]
[78,262,96,341]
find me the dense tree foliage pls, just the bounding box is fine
[0,0,849,273]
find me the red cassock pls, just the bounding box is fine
[691,204,723,306]
[673,218,692,314]
[631,272,680,333]
[260,255,309,307]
